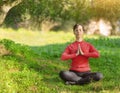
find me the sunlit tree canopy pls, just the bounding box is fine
[0,0,120,34]
[91,0,120,20]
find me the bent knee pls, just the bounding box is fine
[94,72,103,81]
[59,71,70,80]
[59,71,80,82]
[59,71,68,77]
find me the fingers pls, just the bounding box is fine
[76,48,80,56]
[78,44,80,49]
[76,44,84,56]
[76,44,80,56]
[78,44,84,55]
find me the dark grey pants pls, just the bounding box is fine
[59,70,103,85]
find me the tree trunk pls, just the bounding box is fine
[0,0,22,26]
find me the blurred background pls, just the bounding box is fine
[0,0,120,36]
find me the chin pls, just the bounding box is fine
[77,35,81,38]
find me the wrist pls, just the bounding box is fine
[80,52,84,55]
[76,53,79,56]
[81,53,84,55]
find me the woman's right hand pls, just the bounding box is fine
[76,44,84,56]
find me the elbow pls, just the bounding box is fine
[91,52,100,58]
[96,55,100,58]
[95,53,100,58]
[61,57,64,61]
[60,56,66,61]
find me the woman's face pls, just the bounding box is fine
[74,25,84,38]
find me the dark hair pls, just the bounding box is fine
[73,24,85,31]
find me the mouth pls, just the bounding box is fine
[76,33,81,35]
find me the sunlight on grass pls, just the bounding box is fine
[0,28,120,46]
[0,28,120,93]
[0,28,75,46]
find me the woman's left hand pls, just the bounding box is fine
[78,44,84,55]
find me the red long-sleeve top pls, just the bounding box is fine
[61,41,100,72]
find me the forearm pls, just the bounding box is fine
[61,53,77,60]
[83,52,100,58]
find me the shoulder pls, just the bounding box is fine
[67,41,77,48]
[82,41,91,45]
[82,41,94,47]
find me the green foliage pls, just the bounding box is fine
[91,0,120,21]
[0,0,15,6]
[66,0,91,22]
[4,0,68,29]
[1,0,120,31]
[0,0,118,33]
[0,39,52,92]
[0,39,37,59]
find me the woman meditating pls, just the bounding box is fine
[59,24,103,85]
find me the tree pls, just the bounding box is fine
[0,0,22,25]
[90,0,120,20]
[3,0,70,30]
[1,0,120,34]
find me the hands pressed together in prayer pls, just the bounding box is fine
[76,44,84,56]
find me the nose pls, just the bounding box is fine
[77,30,81,34]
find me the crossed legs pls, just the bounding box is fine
[59,70,103,85]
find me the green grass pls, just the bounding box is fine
[0,28,120,93]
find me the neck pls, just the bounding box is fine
[76,37,83,42]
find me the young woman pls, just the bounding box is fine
[59,24,103,85]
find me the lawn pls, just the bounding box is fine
[0,28,120,93]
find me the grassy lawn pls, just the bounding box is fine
[0,28,120,93]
